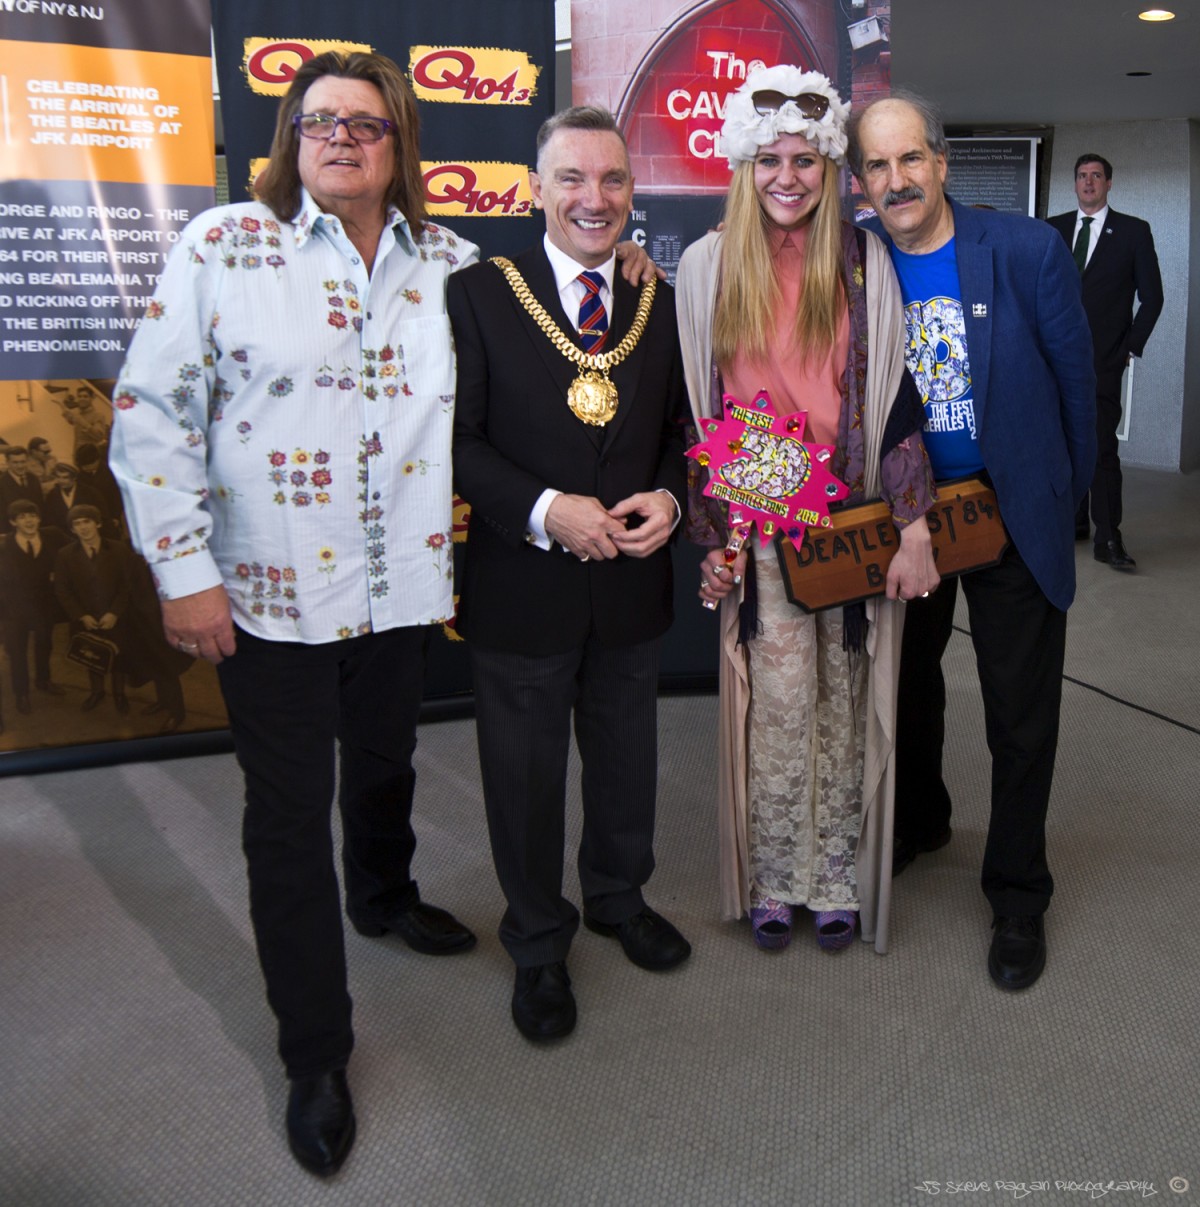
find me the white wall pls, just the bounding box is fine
[1047,119,1195,472]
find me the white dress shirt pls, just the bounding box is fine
[1073,204,1108,268]
[526,235,678,548]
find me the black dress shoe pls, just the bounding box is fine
[892,825,952,877]
[584,906,691,971]
[350,900,476,955]
[286,1069,356,1177]
[512,961,576,1041]
[988,915,1046,991]
[161,712,185,734]
[35,681,66,696]
[141,700,166,716]
[16,694,31,714]
[1094,537,1136,571]
[81,691,105,712]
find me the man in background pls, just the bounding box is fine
[1048,154,1163,570]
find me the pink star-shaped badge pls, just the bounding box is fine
[687,390,849,551]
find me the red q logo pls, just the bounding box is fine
[246,42,314,86]
[409,46,538,105]
[243,40,373,96]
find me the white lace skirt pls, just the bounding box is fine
[745,545,867,912]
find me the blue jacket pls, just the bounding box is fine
[866,197,1096,611]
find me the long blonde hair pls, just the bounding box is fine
[712,154,844,369]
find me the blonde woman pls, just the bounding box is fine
[676,67,939,954]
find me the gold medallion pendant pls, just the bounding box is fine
[490,257,656,427]
[568,370,619,426]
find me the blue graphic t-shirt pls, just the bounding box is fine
[889,239,984,481]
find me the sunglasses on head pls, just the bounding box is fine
[751,91,831,120]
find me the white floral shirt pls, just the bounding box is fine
[109,191,478,643]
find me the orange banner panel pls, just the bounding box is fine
[2,41,214,187]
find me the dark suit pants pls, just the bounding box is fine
[470,635,661,967]
[894,544,1065,917]
[1076,367,1125,545]
[216,624,430,1078]
[4,614,54,697]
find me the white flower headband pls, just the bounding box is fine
[720,65,850,167]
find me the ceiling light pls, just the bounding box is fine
[1137,8,1176,20]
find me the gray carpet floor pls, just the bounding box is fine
[2,467,1197,1207]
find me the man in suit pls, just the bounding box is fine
[450,106,691,1042]
[0,448,42,514]
[1048,155,1163,569]
[41,462,105,533]
[847,92,1095,991]
[0,499,69,713]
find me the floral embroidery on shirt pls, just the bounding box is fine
[324,279,363,333]
[426,530,451,579]
[357,432,389,594]
[269,448,331,507]
[111,194,479,642]
[235,561,300,624]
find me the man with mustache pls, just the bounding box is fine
[847,92,1095,991]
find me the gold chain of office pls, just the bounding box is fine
[489,256,657,426]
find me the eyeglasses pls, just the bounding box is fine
[293,113,394,143]
[751,91,831,120]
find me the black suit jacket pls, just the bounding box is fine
[41,480,105,533]
[1047,207,1163,372]
[449,245,687,656]
[53,537,133,626]
[0,526,69,621]
[0,471,44,515]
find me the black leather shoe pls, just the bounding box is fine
[81,691,104,712]
[892,825,952,877]
[988,915,1046,991]
[161,712,185,734]
[512,961,576,1041]
[286,1069,356,1177]
[350,901,476,955]
[584,906,691,971]
[141,700,166,716]
[35,681,66,696]
[1094,538,1136,571]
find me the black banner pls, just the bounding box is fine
[211,0,555,259]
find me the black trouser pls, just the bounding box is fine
[1076,366,1124,545]
[894,544,1065,917]
[217,624,430,1078]
[4,614,53,697]
[470,635,661,967]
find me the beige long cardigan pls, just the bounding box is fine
[675,228,909,953]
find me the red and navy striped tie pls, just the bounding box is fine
[577,270,609,353]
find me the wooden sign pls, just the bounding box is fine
[776,477,1009,613]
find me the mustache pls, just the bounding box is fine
[883,186,925,208]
